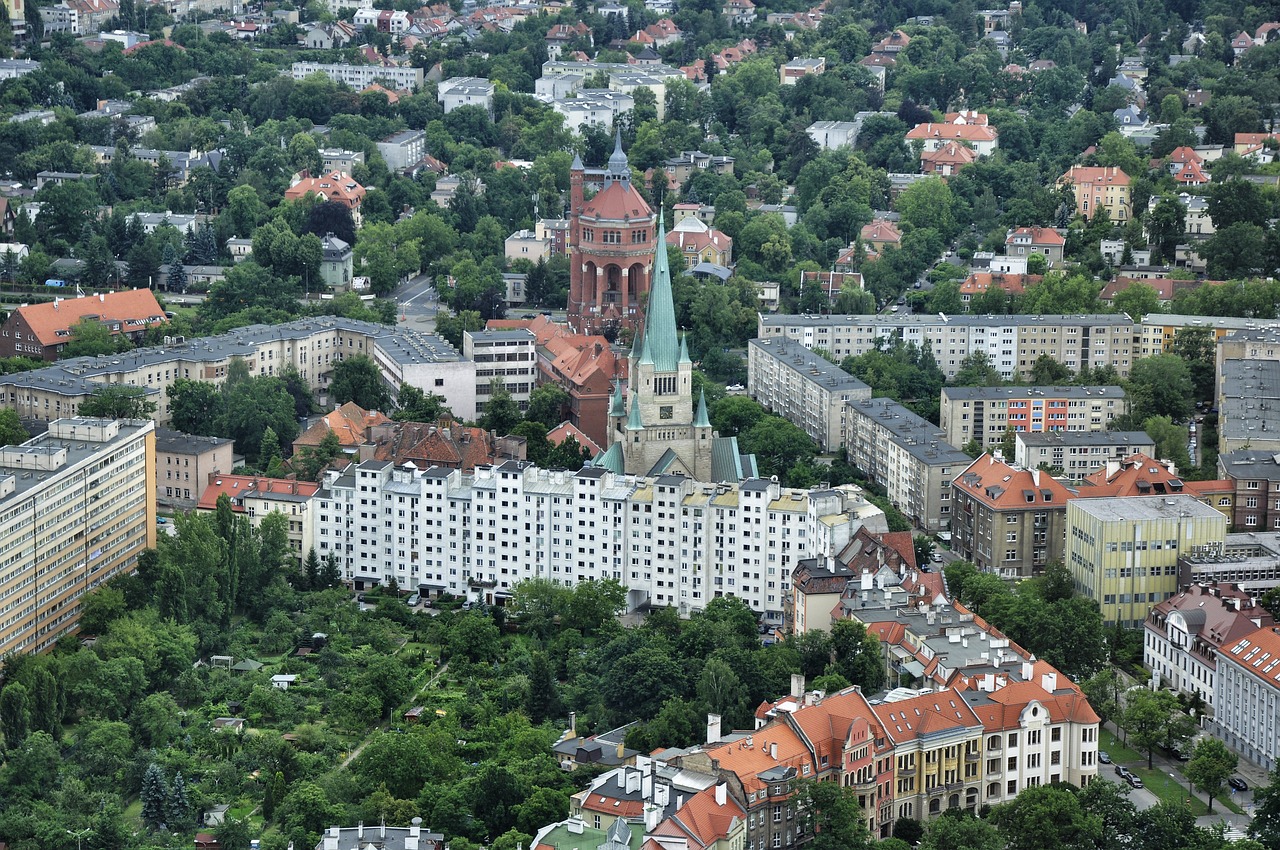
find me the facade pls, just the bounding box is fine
[1144,582,1273,712]
[952,454,1073,576]
[757,313,1137,381]
[284,171,366,226]
[154,428,234,510]
[1015,430,1156,477]
[369,331,477,421]
[1065,496,1227,627]
[505,229,551,263]
[746,337,871,452]
[1004,227,1065,267]
[939,386,1127,450]
[291,62,424,91]
[1142,314,1280,359]
[842,397,971,532]
[779,57,825,84]
[806,120,860,150]
[1057,166,1131,221]
[552,90,635,135]
[438,76,496,115]
[1218,359,1280,456]
[0,290,167,361]
[0,59,39,79]
[197,474,320,561]
[312,460,882,622]
[464,329,537,414]
[0,418,156,656]
[377,129,426,171]
[1217,449,1280,532]
[568,134,656,336]
[905,123,999,156]
[319,234,353,290]
[39,4,81,33]
[1213,625,1280,771]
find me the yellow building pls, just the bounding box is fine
[0,418,156,656]
[1065,495,1226,627]
[1056,166,1131,221]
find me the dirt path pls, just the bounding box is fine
[338,660,449,770]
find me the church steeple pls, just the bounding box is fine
[694,388,711,428]
[626,395,644,430]
[605,128,629,186]
[609,380,626,417]
[679,332,691,365]
[639,212,679,373]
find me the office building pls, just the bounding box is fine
[312,460,883,623]
[464,328,537,414]
[0,418,156,656]
[1213,624,1280,771]
[939,386,1127,450]
[1015,430,1156,477]
[747,337,871,452]
[1065,495,1227,627]
[842,397,971,532]
[756,313,1136,381]
[154,428,234,510]
[951,454,1073,576]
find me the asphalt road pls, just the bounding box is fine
[393,273,441,331]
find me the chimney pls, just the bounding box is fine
[1021,660,1033,681]
[1041,671,1058,692]
[617,768,626,788]
[790,673,805,698]
[357,823,364,840]
[616,740,625,759]
[323,829,339,850]
[569,711,577,734]
[769,742,777,760]
[566,819,584,835]
[99,292,105,302]
[706,713,722,745]
[715,783,727,806]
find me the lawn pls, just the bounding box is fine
[1101,729,1244,815]
[1100,727,1143,764]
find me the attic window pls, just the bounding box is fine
[1041,490,1053,501]
[1024,490,1035,503]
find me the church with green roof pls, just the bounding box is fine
[595,212,757,482]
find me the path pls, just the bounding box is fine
[337,660,450,770]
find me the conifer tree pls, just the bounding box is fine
[141,763,168,827]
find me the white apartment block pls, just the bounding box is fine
[757,313,1137,381]
[39,3,81,33]
[0,418,155,656]
[552,90,635,135]
[842,397,971,532]
[1015,431,1156,476]
[464,329,537,414]
[438,76,496,115]
[1213,625,1280,771]
[746,337,871,452]
[291,62,424,92]
[311,461,885,622]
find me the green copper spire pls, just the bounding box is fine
[678,332,691,364]
[626,394,644,430]
[640,211,679,372]
[609,380,626,417]
[693,388,711,428]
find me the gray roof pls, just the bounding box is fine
[1220,359,1280,445]
[943,385,1126,401]
[845,397,971,466]
[761,313,1133,329]
[0,419,153,504]
[748,337,871,393]
[1219,448,1280,481]
[466,329,535,344]
[1017,430,1153,448]
[154,427,233,454]
[313,825,444,850]
[1069,494,1223,520]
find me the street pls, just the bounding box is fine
[393,273,441,331]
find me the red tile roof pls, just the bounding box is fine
[294,402,391,451]
[284,171,366,209]
[547,420,603,455]
[906,123,998,143]
[1059,165,1131,187]
[653,786,744,850]
[580,180,652,222]
[1005,226,1065,247]
[871,690,984,743]
[13,289,166,348]
[196,475,319,511]
[960,272,1040,298]
[955,454,1074,510]
[1219,625,1280,689]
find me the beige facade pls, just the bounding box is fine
[1066,496,1227,627]
[747,337,871,452]
[939,386,1127,450]
[154,428,234,510]
[0,418,156,656]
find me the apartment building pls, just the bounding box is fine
[1144,582,1273,710]
[1213,624,1280,771]
[842,397,971,532]
[0,418,156,656]
[1217,449,1280,532]
[756,313,1136,381]
[1015,431,1156,477]
[311,460,884,624]
[1138,314,1280,358]
[746,338,871,452]
[0,290,167,361]
[939,386,1127,450]
[551,90,635,135]
[463,328,537,414]
[0,318,469,426]
[153,428,234,510]
[197,474,320,561]
[376,129,426,172]
[1057,166,1131,221]
[1218,359,1280,456]
[291,62,424,91]
[951,454,1073,577]
[1065,495,1227,627]
[437,76,496,115]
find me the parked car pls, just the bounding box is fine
[1115,764,1130,778]
[1229,777,1249,792]
[1127,774,1144,789]
[406,593,419,606]
[932,552,944,563]
[1098,751,1111,764]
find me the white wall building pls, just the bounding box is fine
[438,77,496,115]
[552,89,635,135]
[464,328,537,414]
[292,62,424,91]
[1213,625,1280,771]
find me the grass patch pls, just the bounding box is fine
[1129,768,1210,815]
[1100,727,1143,764]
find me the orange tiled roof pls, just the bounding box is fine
[370,419,497,473]
[906,123,998,143]
[921,141,978,169]
[547,420,603,455]
[706,724,812,794]
[1216,625,1280,689]
[959,272,1040,297]
[654,785,744,850]
[1005,226,1065,247]
[1077,452,1230,500]
[196,474,319,511]
[1059,165,1131,187]
[294,402,391,450]
[14,289,166,348]
[871,690,983,744]
[581,180,652,221]
[955,454,1074,510]
[284,171,366,209]
[860,220,902,245]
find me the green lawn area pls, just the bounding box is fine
[1100,727,1143,764]
[1101,729,1243,815]
[1129,768,1211,816]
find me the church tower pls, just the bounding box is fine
[603,213,715,480]
[567,131,656,337]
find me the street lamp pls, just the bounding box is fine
[1171,772,1191,807]
[67,828,92,850]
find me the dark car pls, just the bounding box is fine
[1098,751,1111,764]
[1127,774,1144,789]
[1115,764,1130,778]
[1229,777,1249,792]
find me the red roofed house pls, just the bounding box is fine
[284,171,367,226]
[196,474,320,561]
[366,418,506,472]
[1076,452,1232,515]
[292,401,392,456]
[958,272,1038,308]
[546,420,602,456]
[1232,30,1255,58]
[943,110,988,125]
[667,217,733,268]
[1004,226,1065,267]
[1173,156,1209,186]
[860,220,902,253]
[1233,132,1280,157]
[1056,166,1130,221]
[920,140,978,177]
[951,453,1075,576]
[906,122,999,156]
[0,289,166,361]
[568,134,656,336]
[722,0,755,26]
[545,21,590,59]
[788,526,917,633]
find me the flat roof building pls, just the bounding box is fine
[747,337,871,451]
[940,385,1127,450]
[1015,430,1156,477]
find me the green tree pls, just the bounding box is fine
[79,385,157,419]
[62,317,123,358]
[0,408,29,446]
[141,762,168,827]
[920,812,1001,850]
[481,379,521,436]
[0,682,31,746]
[1120,688,1191,769]
[330,355,391,411]
[1250,765,1280,848]
[1030,354,1073,384]
[990,783,1101,850]
[896,177,957,240]
[696,658,748,728]
[1184,737,1237,813]
[524,384,568,430]
[395,382,450,422]
[167,378,223,434]
[1125,355,1193,424]
[794,778,872,850]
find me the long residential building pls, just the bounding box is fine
[939,386,1127,450]
[1014,430,1156,477]
[312,460,886,624]
[291,62,424,91]
[0,418,156,656]
[1218,359,1280,456]
[746,337,871,452]
[756,313,1137,381]
[0,317,477,426]
[1213,624,1280,771]
[842,397,971,532]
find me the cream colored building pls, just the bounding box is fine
[198,474,319,562]
[747,337,871,451]
[1138,314,1280,358]
[939,386,1127,450]
[0,418,156,656]
[1065,495,1227,627]
[154,428,234,510]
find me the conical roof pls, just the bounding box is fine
[607,128,629,180]
[640,213,679,372]
[609,380,626,417]
[694,388,711,428]
[626,395,644,430]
